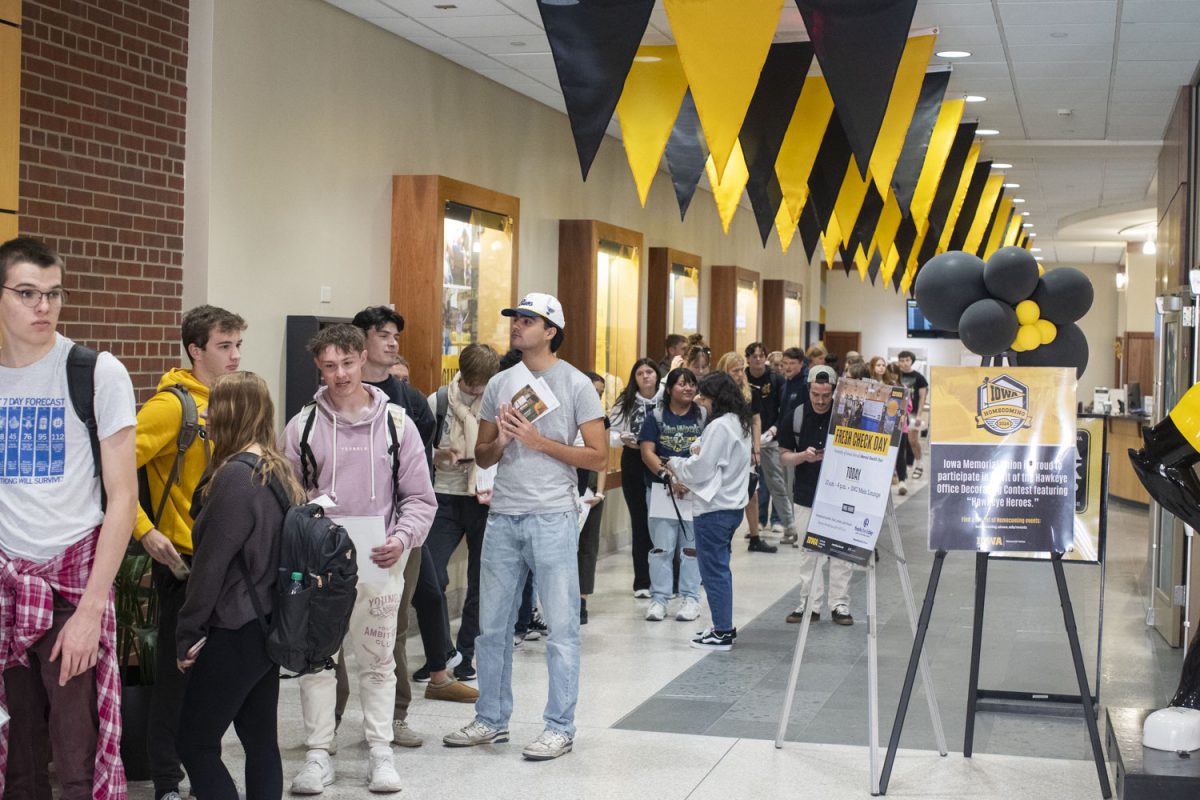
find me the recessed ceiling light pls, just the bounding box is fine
[633,55,661,63]
[937,50,971,58]
[1049,32,1068,39]
[1003,182,1020,188]
[992,162,1013,169]
[1022,212,1031,216]
[1022,223,1034,228]
[965,95,986,103]
[1028,232,1038,237]
[1031,248,1042,252]
[1035,256,1044,261]
[977,129,1000,136]
[1012,198,1025,203]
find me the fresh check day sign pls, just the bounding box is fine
[928,367,1077,553]
[805,379,910,565]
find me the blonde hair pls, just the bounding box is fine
[202,371,305,504]
[715,351,752,402]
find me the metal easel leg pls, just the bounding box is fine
[775,558,823,748]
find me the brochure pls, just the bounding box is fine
[505,361,560,423]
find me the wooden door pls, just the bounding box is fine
[823,331,862,366]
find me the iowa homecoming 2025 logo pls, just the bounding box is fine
[975,375,1032,436]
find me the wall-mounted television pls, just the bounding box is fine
[906,298,959,339]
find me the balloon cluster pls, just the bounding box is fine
[913,246,1093,377]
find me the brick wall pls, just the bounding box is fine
[18,0,188,399]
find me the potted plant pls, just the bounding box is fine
[114,544,158,781]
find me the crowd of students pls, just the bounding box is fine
[0,235,930,798]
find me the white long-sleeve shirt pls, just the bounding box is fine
[667,413,751,515]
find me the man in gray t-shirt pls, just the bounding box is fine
[443,293,605,761]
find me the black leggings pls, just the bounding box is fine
[177,619,281,800]
[621,447,652,591]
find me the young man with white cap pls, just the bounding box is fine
[443,293,606,761]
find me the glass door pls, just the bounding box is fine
[1151,295,1188,645]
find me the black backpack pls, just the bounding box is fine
[137,383,208,526]
[66,344,104,508]
[232,454,358,676]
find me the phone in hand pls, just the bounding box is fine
[186,637,207,660]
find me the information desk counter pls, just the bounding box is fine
[1105,414,1151,505]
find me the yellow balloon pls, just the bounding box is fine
[1015,299,1040,326]
[1015,323,1041,352]
[1038,264,1046,276]
[1036,318,1057,345]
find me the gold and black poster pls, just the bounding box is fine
[929,367,1077,552]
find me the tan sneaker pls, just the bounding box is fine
[425,677,479,703]
[392,719,424,748]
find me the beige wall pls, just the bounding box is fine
[1119,248,1158,334]
[187,0,811,409]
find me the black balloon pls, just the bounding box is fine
[958,298,1018,356]
[1017,322,1088,378]
[913,250,988,331]
[984,246,1041,304]
[1031,268,1094,324]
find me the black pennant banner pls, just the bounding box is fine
[805,112,853,233]
[975,188,1006,257]
[868,251,881,285]
[890,69,950,213]
[948,160,991,252]
[664,90,710,221]
[915,122,977,269]
[795,0,920,177]
[798,199,822,263]
[540,0,655,179]
[748,173,785,246]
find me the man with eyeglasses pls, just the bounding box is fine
[0,236,138,798]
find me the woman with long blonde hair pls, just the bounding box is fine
[175,371,303,800]
[714,352,776,553]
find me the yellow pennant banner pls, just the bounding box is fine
[704,139,750,233]
[776,76,834,222]
[1002,212,1024,248]
[666,0,784,181]
[936,142,981,253]
[908,99,965,230]
[982,197,1014,258]
[870,35,937,197]
[870,193,904,269]
[963,174,1004,254]
[776,202,800,254]
[616,46,690,207]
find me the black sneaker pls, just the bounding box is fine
[748,537,778,553]
[579,597,588,625]
[524,610,549,640]
[832,604,855,626]
[412,664,432,683]
[690,627,736,651]
[453,661,476,681]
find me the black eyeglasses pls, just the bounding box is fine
[2,285,69,307]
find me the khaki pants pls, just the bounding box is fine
[793,504,855,610]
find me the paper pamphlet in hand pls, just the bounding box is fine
[506,361,560,423]
[331,515,393,587]
[648,482,693,520]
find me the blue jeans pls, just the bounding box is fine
[693,509,742,631]
[648,515,700,606]
[475,511,581,736]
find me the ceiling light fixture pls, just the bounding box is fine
[1143,240,1157,255]
[1031,248,1042,253]
[1023,223,1034,228]
[1028,232,1037,237]
[1022,212,1031,216]
[936,50,971,58]
[965,95,986,103]
[993,162,1013,169]
[1012,198,1025,204]
[976,129,999,136]
[1003,182,1020,188]
[633,55,661,62]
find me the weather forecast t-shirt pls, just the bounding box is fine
[0,334,136,563]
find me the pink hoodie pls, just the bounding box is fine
[282,384,435,550]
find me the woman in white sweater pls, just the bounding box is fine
[664,372,753,651]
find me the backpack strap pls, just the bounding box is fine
[384,403,407,508]
[297,402,319,492]
[66,344,105,510]
[435,385,449,444]
[150,384,205,527]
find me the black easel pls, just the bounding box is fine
[878,356,1113,798]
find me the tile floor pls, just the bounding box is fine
[126,464,1180,799]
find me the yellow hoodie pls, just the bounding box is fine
[133,368,210,553]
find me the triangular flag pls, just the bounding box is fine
[797,199,822,262]
[948,160,992,252]
[982,197,1014,259]
[964,175,1003,255]
[776,76,834,222]
[705,140,750,233]
[913,121,976,267]
[616,46,690,206]
[891,69,950,213]
[665,0,784,180]
[664,90,710,220]
[869,192,904,269]
[748,172,785,246]
[974,187,1006,258]
[936,142,981,253]
[806,112,854,234]
[796,0,920,176]
[849,187,885,261]
[540,0,656,179]
[907,100,966,231]
[869,34,937,196]
[868,250,882,285]
[776,202,800,254]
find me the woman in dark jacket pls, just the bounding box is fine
[175,371,304,800]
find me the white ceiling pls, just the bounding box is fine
[325,0,1200,266]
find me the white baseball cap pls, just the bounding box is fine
[808,365,838,386]
[501,292,566,329]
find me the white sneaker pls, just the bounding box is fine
[633,588,651,599]
[897,481,908,496]
[522,728,573,760]
[675,597,701,621]
[645,601,667,621]
[290,750,334,795]
[771,522,785,533]
[367,746,402,793]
